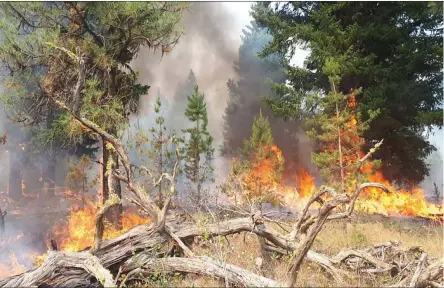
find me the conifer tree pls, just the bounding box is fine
[182,85,214,204]
[0,2,186,226]
[226,110,284,208]
[146,95,176,207]
[169,70,197,133]
[252,2,442,184]
[306,58,381,192]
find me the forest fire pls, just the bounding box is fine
[0,252,25,279]
[284,166,443,222]
[0,190,152,278]
[49,199,151,252]
[276,92,443,222]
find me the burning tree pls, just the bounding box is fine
[0,3,442,288]
[306,58,381,193]
[182,85,214,205]
[0,85,441,288]
[226,110,284,208]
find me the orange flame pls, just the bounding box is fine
[295,167,315,197]
[278,89,443,221]
[50,199,151,252]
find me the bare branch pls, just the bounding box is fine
[328,182,390,220]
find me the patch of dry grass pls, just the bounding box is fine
[136,214,443,287]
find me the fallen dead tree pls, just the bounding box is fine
[1,205,442,287]
[1,60,441,287]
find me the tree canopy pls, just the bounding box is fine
[252,1,443,184]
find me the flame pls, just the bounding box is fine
[277,90,443,221]
[295,167,315,197]
[0,252,26,278]
[50,199,151,252]
[242,145,284,201]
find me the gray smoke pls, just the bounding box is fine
[420,127,443,201]
[128,2,248,188]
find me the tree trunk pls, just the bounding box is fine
[158,122,164,207]
[101,137,122,228]
[9,149,23,201]
[0,208,6,237]
[196,119,201,205]
[42,108,57,197]
[42,156,56,197]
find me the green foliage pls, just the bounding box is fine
[222,21,297,160]
[0,2,186,160]
[242,110,274,156]
[182,85,214,201]
[304,60,381,191]
[169,70,197,134]
[146,94,179,204]
[252,1,443,184]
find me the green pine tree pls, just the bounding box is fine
[146,95,176,207]
[252,2,443,184]
[169,70,197,134]
[182,85,214,205]
[0,2,186,225]
[306,58,381,192]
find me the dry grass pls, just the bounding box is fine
[137,214,443,287]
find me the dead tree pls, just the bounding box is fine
[0,207,6,237]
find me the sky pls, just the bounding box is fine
[223,2,310,68]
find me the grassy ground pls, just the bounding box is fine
[140,214,442,287]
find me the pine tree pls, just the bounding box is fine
[222,21,289,157]
[169,70,197,134]
[182,85,214,205]
[0,2,186,226]
[226,110,284,208]
[252,2,443,184]
[306,58,381,192]
[146,95,176,207]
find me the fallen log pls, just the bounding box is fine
[1,210,442,287]
[120,253,280,287]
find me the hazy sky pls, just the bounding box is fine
[223,2,310,68]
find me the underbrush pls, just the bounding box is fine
[135,214,442,287]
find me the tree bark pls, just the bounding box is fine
[42,155,56,197]
[101,137,122,229]
[2,215,440,288]
[0,208,6,237]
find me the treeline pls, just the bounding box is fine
[0,2,441,218]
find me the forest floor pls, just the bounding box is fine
[0,190,442,286]
[137,213,442,287]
